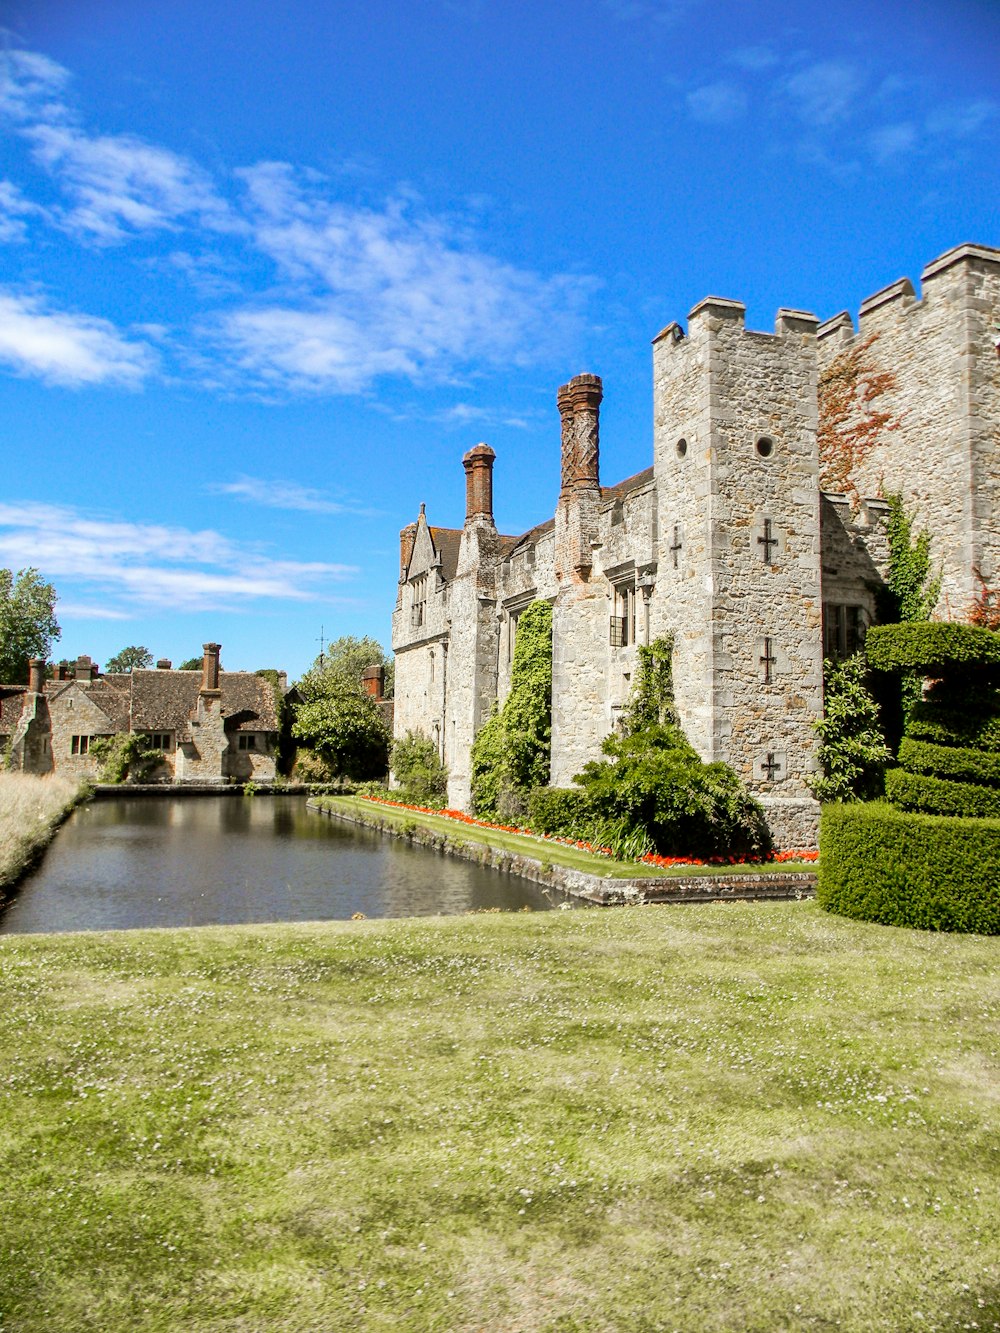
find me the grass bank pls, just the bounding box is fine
[0,904,996,1331]
[317,795,817,880]
[0,772,87,896]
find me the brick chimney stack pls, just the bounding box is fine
[28,658,45,694]
[462,443,496,524]
[75,654,93,682]
[362,664,385,700]
[558,373,602,498]
[201,643,221,695]
[157,658,172,670]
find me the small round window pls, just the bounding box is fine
[755,436,774,458]
[676,437,688,458]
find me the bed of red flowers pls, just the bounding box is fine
[356,794,819,868]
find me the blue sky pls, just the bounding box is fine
[1,0,997,679]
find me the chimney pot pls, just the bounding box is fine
[462,442,496,524]
[362,664,385,699]
[201,642,221,695]
[156,659,172,671]
[28,658,46,694]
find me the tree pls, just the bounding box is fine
[0,567,60,685]
[292,635,392,780]
[105,645,153,674]
[391,731,448,806]
[299,635,394,701]
[809,654,891,803]
[178,657,202,671]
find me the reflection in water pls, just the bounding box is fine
[1,796,556,935]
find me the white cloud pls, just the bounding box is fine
[0,502,357,612]
[727,45,779,72]
[926,99,997,140]
[211,163,584,392]
[209,475,378,516]
[57,603,132,622]
[868,122,918,161]
[27,124,237,243]
[784,61,863,127]
[686,81,747,125]
[0,179,48,242]
[0,47,70,123]
[0,290,156,387]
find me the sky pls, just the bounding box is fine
[0,0,997,680]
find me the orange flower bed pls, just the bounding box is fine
[357,795,818,868]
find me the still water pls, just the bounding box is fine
[0,796,556,934]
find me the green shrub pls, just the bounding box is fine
[906,700,1000,751]
[390,731,448,807]
[575,725,771,859]
[527,786,592,836]
[471,601,552,820]
[884,767,1000,819]
[866,622,1000,676]
[897,737,1000,787]
[809,654,890,802]
[90,734,163,784]
[818,802,1000,933]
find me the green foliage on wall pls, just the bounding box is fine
[623,636,678,733]
[818,802,1000,934]
[292,692,390,782]
[0,567,60,686]
[90,734,163,784]
[809,654,891,802]
[470,600,552,821]
[391,730,448,807]
[881,492,941,624]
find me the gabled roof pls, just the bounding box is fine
[427,526,463,582]
[125,669,279,733]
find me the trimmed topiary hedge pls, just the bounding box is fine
[818,802,1000,933]
[906,702,1000,752]
[898,737,1000,787]
[885,766,1000,819]
[866,622,1000,676]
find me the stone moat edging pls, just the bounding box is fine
[309,799,817,907]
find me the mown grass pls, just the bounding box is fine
[0,904,997,1332]
[0,772,86,895]
[318,795,818,880]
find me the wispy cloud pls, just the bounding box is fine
[0,290,156,387]
[27,124,238,243]
[0,47,70,123]
[0,502,358,612]
[0,179,48,242]
[686,81,747,125]
[209,475,379,516]
[868,121,918,162]
[210,162,585,393]
[783,61,863,127]
[57,603,132,622]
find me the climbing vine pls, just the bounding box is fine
[818,333,901,506]
[470,599,552,821]
[809,654,891,802]
[623,635,678,733]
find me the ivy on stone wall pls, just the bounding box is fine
[470,599,552,821]
[623,635,678,733]
[818,333,900,506]
[809,654,891,803]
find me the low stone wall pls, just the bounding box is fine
[92,783,314,799]
[310,800,816,908]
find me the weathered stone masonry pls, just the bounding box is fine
[392,243,1000,848]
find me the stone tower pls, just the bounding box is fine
[652,300,824,847]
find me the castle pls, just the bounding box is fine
[392,242,1000,848]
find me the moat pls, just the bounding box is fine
[0,795,554,934]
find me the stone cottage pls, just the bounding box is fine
[392,242,1000,848]
[1,643,281,783]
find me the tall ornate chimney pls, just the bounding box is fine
[462,443,496,524]
[558,373,602,497]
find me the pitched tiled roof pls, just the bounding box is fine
[602,465,655,501]
[504,517,555,557]
[125,669,279,733]
[0,687,26,736]
[428,526,463,582]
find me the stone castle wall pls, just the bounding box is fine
[817,243,1000,616]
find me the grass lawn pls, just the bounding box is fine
[0,904,997,1331]
[318,795,818,880]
